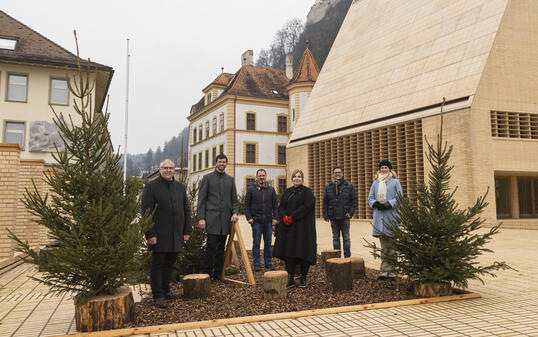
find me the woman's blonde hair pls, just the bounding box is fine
[291,169,304,182]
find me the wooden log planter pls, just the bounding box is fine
[183,274,211,298]
[325,258,353,291]
[74,286,134,332]
[412,282,452,297]
[263,271,288,300]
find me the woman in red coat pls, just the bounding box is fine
[273,169,317,288]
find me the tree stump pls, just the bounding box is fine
[263,271,288,300]
[75,286,134,332]
[325,258,353,291]
[412,282,452,297]
[349,257,365,279]
[321,249,341,270]
[183,274,211,298]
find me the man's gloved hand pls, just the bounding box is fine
[384,202,392,210]
[283,216,293,226]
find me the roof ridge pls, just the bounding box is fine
[0,10,77,59]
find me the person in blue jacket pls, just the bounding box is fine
[368,159,402,280]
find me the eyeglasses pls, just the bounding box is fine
[160,167,174,170]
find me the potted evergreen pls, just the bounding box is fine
[366,99,512,296]
[9,33,153,331]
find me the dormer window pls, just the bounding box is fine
[271,89,279,95]
[206,93,212,105]
[0,38,17,50]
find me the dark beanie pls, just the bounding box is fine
[379,159,392,170]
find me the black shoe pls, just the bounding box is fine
[153,297,168,308]
[266,264,275,270]
[165,291,178,299]
[377,275,389,280]
[297,276,307,288]
[213,275,229,284]
[287,276,295,288]
[254,265,261,272]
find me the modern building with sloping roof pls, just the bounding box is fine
[287,0,538,228]
[188,48,319,194]
[0,10,113,165]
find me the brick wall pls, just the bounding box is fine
[0,144,21,259]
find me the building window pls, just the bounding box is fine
[4,122,25,148]
[278,116,287,133]
[278,146,286,165]
[50,78,68,105]
[278,178,287,195]
[292,108,296,121]
[495,177,510,218]
[193,127,197,143]
[246,113,255,130]
[7,74,28,102]
[198,152,202,171]
[246,177,255,188]
[219,113,224,132]
[518,177,537,217]
[206,92,212,105]
[212,117,217,135]
[193,154,197,171]
[198,125,203,141]
[212,147,217,165]
[219,144,224,155]
[205,150,209,169]
[246,144,256,163]
[0,38,17,50]
[205,120,209,138]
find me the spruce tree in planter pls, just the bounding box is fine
[365,99,511,296]
[9,33,152,331]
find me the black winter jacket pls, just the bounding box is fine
[244,182,278,224]
[141,176,192,252]
[322,179,358,220]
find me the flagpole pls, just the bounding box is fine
[123,38,130,185]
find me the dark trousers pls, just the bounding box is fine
[251,221,273,266]
[205,234,227,278]
[150,251,178,300]
[331,218,351,258]
[285,257,310,278]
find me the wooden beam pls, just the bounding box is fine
[52,291,480,337]
[221,222,255,285]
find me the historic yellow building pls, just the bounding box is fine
[188,48,319,194]
[0,11,113,259]
[288,0,538,228]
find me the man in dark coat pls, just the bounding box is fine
[322,166,358,258]
[197,154,238,283]
[141,159,192,308]
[245,168,278,271]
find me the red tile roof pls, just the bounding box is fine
[288,47,320,85]
[202,72,234,91]
[0,10,112,72]
[191,65,289,115]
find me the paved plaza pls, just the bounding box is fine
[0,219,537,337]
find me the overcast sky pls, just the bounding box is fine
[3,1,314,154]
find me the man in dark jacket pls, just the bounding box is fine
[141,159,192,308]
[322,167,358,258]
[245,169,278,271]
[197,154,238,283]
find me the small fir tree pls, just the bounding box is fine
[9,32,153,305]
[365,98,512,289]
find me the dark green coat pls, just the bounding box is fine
[197,169,238,235]
[141,176,192,252]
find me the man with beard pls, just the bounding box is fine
[197,154,238,283]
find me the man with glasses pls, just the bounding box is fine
[322,167,358,258]
[142,159,192,308]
